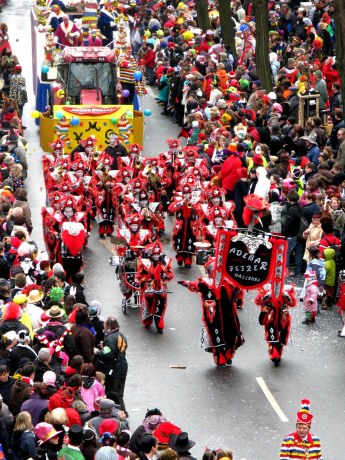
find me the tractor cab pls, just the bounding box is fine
[55,47,117,105]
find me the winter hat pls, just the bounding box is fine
[52,263,64,275]
[59,351,69,366]
[38,348,52,361]
[252,154,264,166]
[43,370,57,386]
[88,300,101,318]
[267,91,277,101]
[272,103,283,114]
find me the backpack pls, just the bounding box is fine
[297,215,309,239]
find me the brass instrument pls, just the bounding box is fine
[176,150,185,159]
[148,172,162,190]
[130,154,143,169]
[93,151,100,160]
[187,201,192,209]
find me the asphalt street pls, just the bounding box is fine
[4,1,345,458]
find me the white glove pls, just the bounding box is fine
[110,21,115,27]
[53,36,58,43]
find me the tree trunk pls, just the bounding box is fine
[195,0,210,33]
[252,0,272,92]
[333,0,345,109]
[218,0,236,57]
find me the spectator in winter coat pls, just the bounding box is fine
[88,301,104,348]
[71,305,95,363]
[35,304,76,359]
[80,363,105,412]
[269,191,282,234]
[13,188,32,234]
[68,273,88,306]
[302,272,319,324]
[318,218,341,257]
[9,363,35,416]
[144,43,156,85]
[301,131,320,166]
[218,148,243,200]
[9,329,36,376]
[0,364,15,406]
[330,82,342,124]
[233,167,249,228]
[0,243,10,280]
[10,411,37,459]
[336,128,345,170]
[254,167,270,200]
[94,317,128,412]
[283,190,305,276]
[329,111,345,151]
[88,398,128,436]
[323,247,336,310]
[20,382,49,426]
[33,348,52,382]
[314,70,328,110]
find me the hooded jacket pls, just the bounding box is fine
[9,379,32,416]
[254,167,270,200]
[0,320,30,337]
[324,248,336,287]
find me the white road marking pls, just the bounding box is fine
[256,377,289,422]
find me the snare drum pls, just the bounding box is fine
[109,255,121,266]
[125,259,137,270]
[196,249,213,265]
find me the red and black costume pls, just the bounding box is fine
[179,258,244,366]
[135,241,174,332]
[255,284,297,366]
[168,184,201,268]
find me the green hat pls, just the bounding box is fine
[48,286,64,302]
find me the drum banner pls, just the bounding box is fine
[213,230,287,301]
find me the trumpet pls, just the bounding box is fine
[93,151,100,160]
[187,201,192,209]
[176,150,185,159]
[135,160,142,169]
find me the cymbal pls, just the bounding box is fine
[130,245,145,249]
[194,242,211,248]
